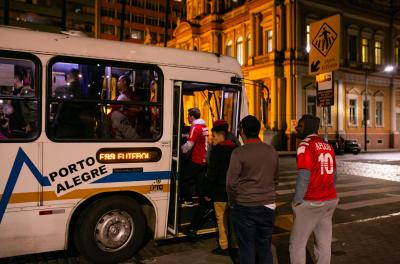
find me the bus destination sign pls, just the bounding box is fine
[96,148,162,163]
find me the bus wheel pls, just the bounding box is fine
[74,195,145,264]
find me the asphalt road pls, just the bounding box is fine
[2,152,400,264]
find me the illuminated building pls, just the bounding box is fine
[0,0,95,36]
[168,0,400,150]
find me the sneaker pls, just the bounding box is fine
[182,200,195,207]
[183,228,198,241]
[211,247,229,256]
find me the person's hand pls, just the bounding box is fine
[204,196,211,202]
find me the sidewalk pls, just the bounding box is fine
[273,213,400,264]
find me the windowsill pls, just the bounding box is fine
[348,123,358,128]
[375,125,384,128]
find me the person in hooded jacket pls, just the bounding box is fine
[181,107,209,204]
[204,121,238,256]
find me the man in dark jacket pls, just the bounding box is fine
[227,115,279,264]
[204,120,237,256]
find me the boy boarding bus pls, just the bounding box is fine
[0,27,248,263]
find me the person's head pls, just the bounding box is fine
[14,71,24,90]
[239,115,260,141]
[67,69,80,83]
[295,114,320,139]
[118,74,131,93]
[188,107,200,124]
[211,120,228,145]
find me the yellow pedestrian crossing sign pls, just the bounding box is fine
[309,14,341,75]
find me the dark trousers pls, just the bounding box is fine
[189,197,213,232]
[231,204,275,264]
[181,160,206,201]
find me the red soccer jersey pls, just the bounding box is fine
[187,119,209,165]
[297,135,337,201]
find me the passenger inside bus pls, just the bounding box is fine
[109,74,140,139]
[54,69,81,99]
[48,61,162,140]
[3,67,38,139]
[51,68,88,138]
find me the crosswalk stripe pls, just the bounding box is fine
[278,175,296,179]
[338,186,400,198]
[277,181,382,195]
[338,196,400,210]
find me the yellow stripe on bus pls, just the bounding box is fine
[0,184,170,204]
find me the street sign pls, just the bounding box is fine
[309,14,341,75]
[316,71,334,107]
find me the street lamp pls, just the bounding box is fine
[363,65,395,152]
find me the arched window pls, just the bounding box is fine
[236,37,243,65]
[246,34,251,58]
[226,40,232,56]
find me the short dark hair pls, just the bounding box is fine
[14,70,23,82]
[119,74,131,88]
[239,115,260,138]
[211,124,228,134]
[299,114,320,135]
[69,69,80,81]
[188,107,200,119]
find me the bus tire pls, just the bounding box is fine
[74,195,145,264]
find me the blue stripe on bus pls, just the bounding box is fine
[0,148,51,223]
[93,171,171,183]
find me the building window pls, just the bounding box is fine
[395,39,400,67]
[226,40,232,57]
[266,30,273,53]
[375,99,383,126]
[374,41,382,65]
[363,98,371,125]
[349,98,357,125]
[101,24,115,35]
[306,25,310,53]
[307,95,316,116]
[349,35,357,62]
[362,38,369,63]
[236,37,243,65]
[246,34,251,59]
[130,30,143,40]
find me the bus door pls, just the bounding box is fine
[167,81,183,235]
[168,81,242,235]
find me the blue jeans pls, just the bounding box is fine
[231,203,275,264]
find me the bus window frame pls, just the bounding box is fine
[0,50,42,143]
[179,80,242,132]
[46,55,164,143]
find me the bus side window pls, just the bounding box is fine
[47,58,162,141]
[0,56,39,140]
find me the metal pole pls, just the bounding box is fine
[119,0,126,41]
[4,0,9,25]
[364,70,368,152]
[61,0,67,31]
[164,0,170,47]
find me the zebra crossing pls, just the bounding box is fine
[274,166,400,232]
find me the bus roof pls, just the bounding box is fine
[0,26,242,76]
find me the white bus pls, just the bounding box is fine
[0,27,248,263]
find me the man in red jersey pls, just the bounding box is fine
[289,115,339,264]
[181,107,209,205]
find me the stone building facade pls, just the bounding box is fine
[168,0,400,150]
